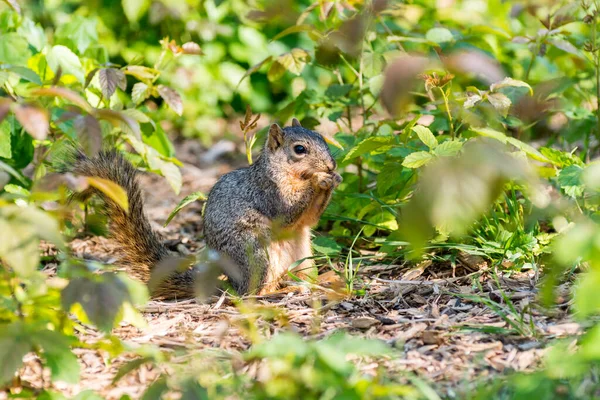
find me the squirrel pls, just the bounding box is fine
[69,118,342,299]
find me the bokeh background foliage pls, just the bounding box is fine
[2,0,600,398]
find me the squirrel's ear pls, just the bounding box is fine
[267,123,284,151]
[291,118,302,128]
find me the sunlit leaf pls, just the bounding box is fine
[271,48,310,80]
[343,136,395,162]
[123,0,150,22]
[131,82,150,105]
[487,92,511,117]
[490,77,533,95]
[164,191,206,226]
[0,33,30,65]
[124,65,159,82]
[412,125,437,149]
[46,45,85,83]
[402,151,433,168]
[86,176,129,212]
[433,140,463,157]
[425,27,454,44]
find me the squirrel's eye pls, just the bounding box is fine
[294,145,307,155]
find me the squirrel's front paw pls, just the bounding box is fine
[312,172,342,191]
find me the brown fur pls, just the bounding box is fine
[68,119,341,299]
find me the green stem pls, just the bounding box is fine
[594,17,600,146]
[437,85,454,139]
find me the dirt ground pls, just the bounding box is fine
[12,139,580,399]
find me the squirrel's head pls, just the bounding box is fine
[264,118,338,180]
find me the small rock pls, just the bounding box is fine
[340,302,354,311]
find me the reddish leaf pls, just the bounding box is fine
[181,42,203,55]
[33,87,93,113]
[12,104,49,140]
[0,98,14,123]
[2,0,20,13]
[85,68,100,89]
[157,85,183,116]
[74,115,102,156]
[94,108,141,139]
[99,68,126,99]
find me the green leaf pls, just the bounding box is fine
[237,56,272,87]
[558,165,584,198]
[112,356,154,383]
[325,84,353,99]
[362,51,383,78]
[33,330,80,384]
[487,92,511,117]
[270,48,310,81]
[72,391,104,400]
[0,323,32,386]
[402,151,433,168]
[0,120,11,158]
[86,176,129,212]
[132,82,151,105]
[0,33,31,65]
[271,25,317,42]
[312,236,342,255]
[342,136,395,162]
[433,140,463,157]
[54,16,98,54]
[490,77,533,95]
[142,376,169,400]
[122,0,151,22]
[470,127,551,163]
[6,66,42,85]
[17,18,46,51]
[0,212,40,277]
[425,27,454,44]
[164,191,206,226]
[143,124,174,158]
[46,45,85,83]
[377,162,406,196]
[61,274,131,333]
[156,159,182,195]
[574,270,600,319]
[412,125,437,149]
[0,159,27,184]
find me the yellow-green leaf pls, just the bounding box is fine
[412,125,437,149]
[86,176,129,213]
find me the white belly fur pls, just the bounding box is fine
[263,226,312,292]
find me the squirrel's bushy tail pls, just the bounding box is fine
[70,150,195,299]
